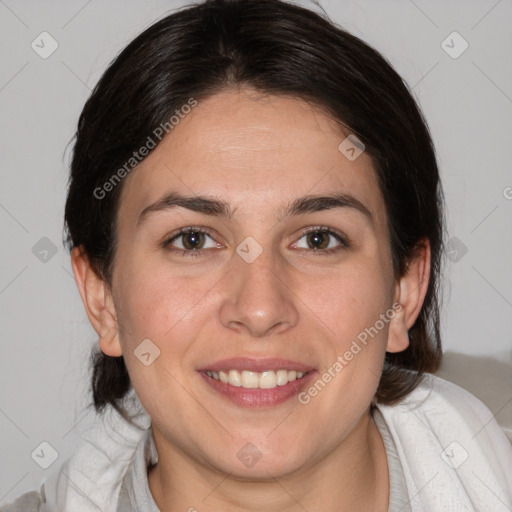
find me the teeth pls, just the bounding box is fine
[229,369,242,387]
[260,371,277,389]
[276,369,288,386]
[206,369,307,389]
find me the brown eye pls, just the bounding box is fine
[163,227,219,256]
[305,231,330,250]
[180,230,206,250]
[294,227,348,253]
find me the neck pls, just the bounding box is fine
[148,412,389,512]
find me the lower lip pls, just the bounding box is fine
[199,371,317,408]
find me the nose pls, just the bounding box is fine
[219,245,299,338]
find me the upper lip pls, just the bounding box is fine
[197,357,316,373]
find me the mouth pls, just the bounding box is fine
[204,369,309,389]
[197,358,317,408]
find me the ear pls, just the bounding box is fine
[70,247,123,357]
[386,238,431,353]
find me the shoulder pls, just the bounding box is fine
[386,372,508,429]
[0,489,43,512]
[376,373,512,509]
[378,373,511,450]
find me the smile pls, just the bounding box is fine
[199,369,317,408]
[204,369,308,389]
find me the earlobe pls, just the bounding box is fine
[98,323,123,357]
[386,239,431,354]
[386,303,409,353]
[70,247,123,357]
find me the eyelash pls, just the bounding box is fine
[162,225,349,258]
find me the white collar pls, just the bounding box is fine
[39,375,512,512]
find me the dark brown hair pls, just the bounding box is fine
[64,0,444,420]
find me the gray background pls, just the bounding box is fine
[1,0,511,501]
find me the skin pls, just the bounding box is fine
[72,87,430,512]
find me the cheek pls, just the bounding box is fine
[113,266,202,408]
[114,253,206,342]
[301,268,392,417]
[311,260,393,341]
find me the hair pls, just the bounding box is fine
[64,0,445,421]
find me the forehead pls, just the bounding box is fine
[118,87,386,225]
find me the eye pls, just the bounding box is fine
[163,227,219,256]
[293,226,348,254]
[163,225,348,258]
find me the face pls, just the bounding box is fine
[99,88,404,477]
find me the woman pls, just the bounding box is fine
[2,0,511,510]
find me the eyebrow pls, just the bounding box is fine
[137,191,373,226]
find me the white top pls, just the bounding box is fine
[1,374,511,511]
[113,410,409,511]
